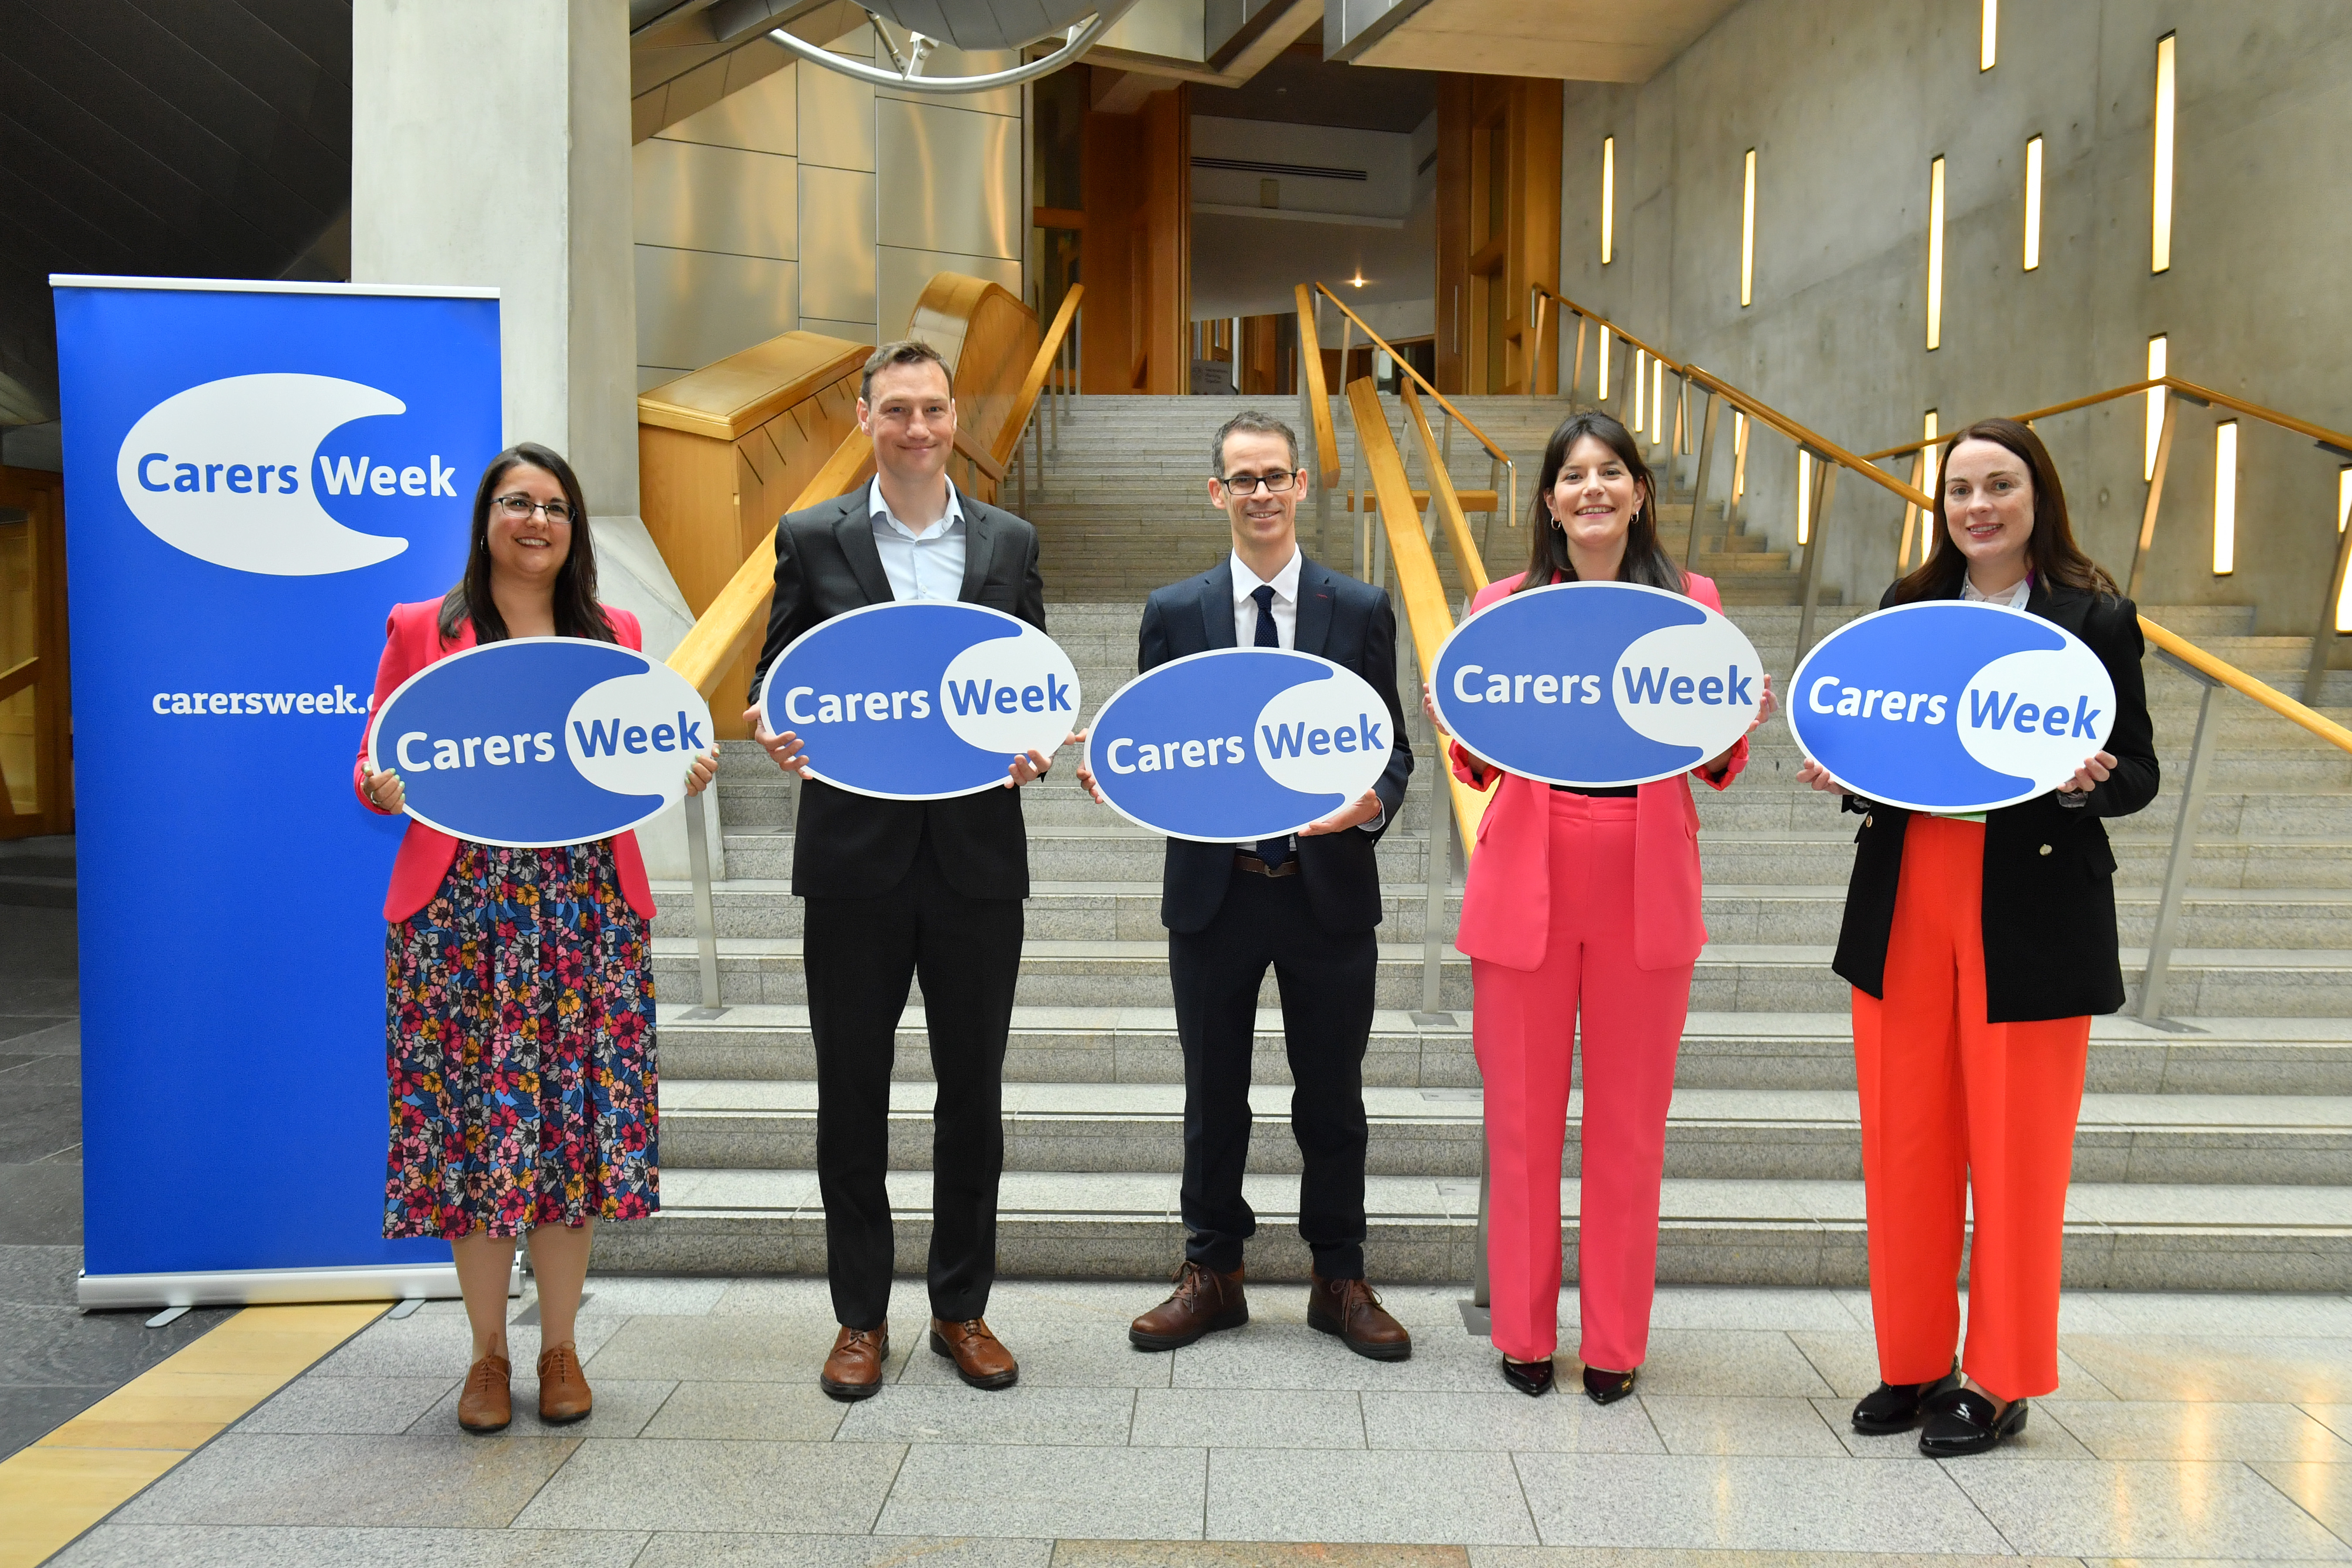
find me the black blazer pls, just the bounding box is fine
[1830,579,2159,1021]
[751,483,1047,901]
[1139,555,1413,935]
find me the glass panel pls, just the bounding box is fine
[0,509,33,817]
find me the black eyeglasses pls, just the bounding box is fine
[493,493,575,524]
[1219,470,1298,495]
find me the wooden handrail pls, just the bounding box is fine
[1314,284,1511,467]
[0,655,34,704]
[2141,617,2352,756]
[1861,376,2352,462]
[1676,365,1933,513]
[1345,376,1490,849]
[990,284,1083,471]
[665,430,874,698]
[952,424,1004,483]
[1397,382,1488,598]
[1542,285,1687,378]
[1293,282,1342,481]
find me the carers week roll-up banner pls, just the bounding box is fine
[1786,600,2118,813]
[54,277,498,1306]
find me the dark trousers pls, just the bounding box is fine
[803,834,1022,1329]
[1169,866,1376,1279]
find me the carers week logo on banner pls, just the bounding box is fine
[115,371,468,576]
[1085,649,1392,841]
[1787,600,2117,813]
[370,639,715,849]
[759,601,1081,800]
[1430,581,1765,787]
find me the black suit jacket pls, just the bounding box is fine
[1139,555,1413,935]
[1830,579,2159,1021]
[751,483,1047,901]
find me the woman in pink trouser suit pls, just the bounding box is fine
[1427,412,1771,1402]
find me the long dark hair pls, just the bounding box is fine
[1893,417,2117,603]
[1512,410,1688,595]
[437,443,617,644]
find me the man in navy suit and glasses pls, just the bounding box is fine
[1078,410,1416,1358]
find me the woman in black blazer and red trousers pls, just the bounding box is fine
[1801,418,2159,1456]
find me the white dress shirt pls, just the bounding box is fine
[868,477,966,603]
[1961,572,2032,609]
[1227,546,1383,840]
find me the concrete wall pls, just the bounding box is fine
[1559,0,2352,633]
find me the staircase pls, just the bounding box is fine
[605,395,2352,1292]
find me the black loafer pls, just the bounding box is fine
[1501,1356,1554,1397]
[1851,1361,1962,1434]
[1919,1388,2029,1456]
[1582,1365,1637,1405]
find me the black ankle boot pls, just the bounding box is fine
[1501,1356,1554,1397]
[1919,1389,2029,1456]
[1582,1365,1637,1405]
[1850,1361,1962,1434]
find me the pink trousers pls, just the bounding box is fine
[1472,792,1691,1370]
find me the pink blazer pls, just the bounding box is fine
[353,599,656,924]
[1450,571,1749,973]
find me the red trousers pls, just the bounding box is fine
[1853,814,2090,1402]
[1474,793,1691,1370]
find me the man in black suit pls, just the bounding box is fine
[1078,410,1416,1359]
[746,339,1054,1402]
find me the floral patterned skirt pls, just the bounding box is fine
[384,839,658,1239]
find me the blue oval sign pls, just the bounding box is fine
[758,601,1080,801]
[1787,600,2118,813]
[1085,649,1392,841]
[368,637,715,848]
[1429,581,1766,787]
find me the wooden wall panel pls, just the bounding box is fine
[1436,75,1561,396]
[1140,87,1191,395]
[1080,99,1141,393]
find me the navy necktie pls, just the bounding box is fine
[1251,585,1291,870]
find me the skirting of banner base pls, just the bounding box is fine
[78,1260,519,1311]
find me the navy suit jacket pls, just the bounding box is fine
[1138,554,1413,935]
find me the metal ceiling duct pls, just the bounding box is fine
[766,0,1141,94]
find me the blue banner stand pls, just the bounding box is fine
[54,276,511,1309]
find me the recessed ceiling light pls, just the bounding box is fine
[1349,273,1366,288]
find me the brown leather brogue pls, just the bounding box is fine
[457,1350,512,1433]
[820,1324,891,1402]
[1129,1260,1249,1351]
[929,1316,1019,1389]
[535,1342,592,1424]
[1306,1273,1412,1361]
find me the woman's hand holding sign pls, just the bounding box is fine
[1699,673,1775,782]
[2056,750,2116,798]
[363,767,405,813]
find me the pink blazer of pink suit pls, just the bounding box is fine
[352,599,656,924]
[1450,571,1749,974]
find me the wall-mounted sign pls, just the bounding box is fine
[369,638,714,848]
[1085,648,1391,841]
[1788,600,2117,813]
[1430,581,1765,787]
[757,601,1079,799]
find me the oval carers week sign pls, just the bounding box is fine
[1086,649,1392,842]
[1787,600,2117,813]
[1430,581,1766,787]
[759,601,1079,801]
[368,637,715,849]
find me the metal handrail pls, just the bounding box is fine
[1860,375,2352,463]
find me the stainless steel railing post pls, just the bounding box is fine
[2139,650,2223,1023]
[683,791,727,1019]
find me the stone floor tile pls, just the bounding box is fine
[1956,1458,2352,1558]
[1206,1446,1537,1544]
[46,1524,650,1568]
[1057,1547,1464,1568]
[711,1278,846,1317]
[1644,1288,1858,1331]
[310,1314,618,1380]
[2307,1402,2352,1443]
[513,1436,904,1533]
[1464,1552,2050,1568]
[234,1374,454,1435]
[2252,1460,2352,1541]
[2087,1293,2352,1339]
[580,1314,905,1384]
[837,1384,1137,1445]
[1627,1332,1834,1399]
[2060,1337,2352,1405]
[897,1328,1175,1389]
[983,1279,1186,1330]
[1812,1396,2097,1460]
[1638,1395,1846,1456]
[1168,1324,1497,1393]
[638,1380,848,1441]
[2046,1399,2352,1462]
[110,1433,581,1528]
[1509,1453,2010,1553]
[1788,1329,2117,1401]
[565,1278,732,1317]
[1131,1388,1364,1449]
[413,1376,676,1439]
[1359,1389,1663,1453]
[874,1443,1206,1541]
[635,1536,1053,1568]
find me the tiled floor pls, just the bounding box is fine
[43,1274,2352,1565]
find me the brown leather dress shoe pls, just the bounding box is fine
[929,1316,1019,1389]
[535,1342,593,1424]
[457,1351,512,1433]
[1307,1274,1413,1361]
[1130,1260,1249,1351]
[820,1324,890,1402]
